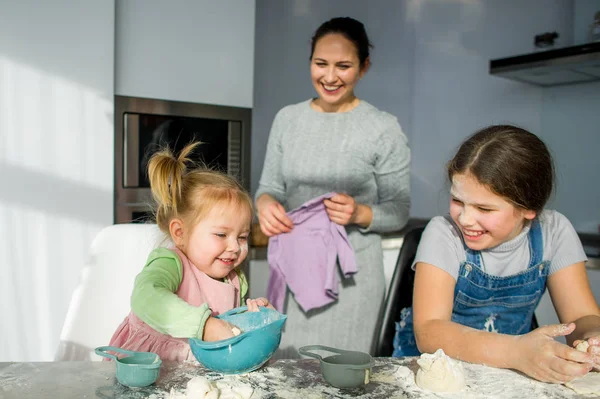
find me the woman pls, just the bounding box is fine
[255,17,411,357]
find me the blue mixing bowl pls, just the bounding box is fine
[189,306,287,374]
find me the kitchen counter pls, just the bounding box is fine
[0,357,588,399]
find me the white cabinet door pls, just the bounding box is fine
[115,0,255,108]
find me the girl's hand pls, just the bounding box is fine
[202,317,237,342]
[256,194,293,237]
[574,335,600,368]
[324,193,372,228]
[513,323,595,383]
[246,297,275,312]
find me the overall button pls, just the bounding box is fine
[464,264,472,277]
[539,264,545,271]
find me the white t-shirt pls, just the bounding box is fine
[413,210,587,280]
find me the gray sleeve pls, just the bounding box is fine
[412,216,465,281]
[543,210,587,274]
[255,109,287,205]
[361,120,411,233]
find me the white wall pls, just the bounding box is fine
[115,0,255,108]
[541,81,600,233]
[409,0,574,218]
[541,0,600,233]
[0,0,115,361]
[573,0,600,44]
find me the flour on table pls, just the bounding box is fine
[393,365,412,381]
[166,376,253,399]
[565,373,600,396]
[415,349,466,393]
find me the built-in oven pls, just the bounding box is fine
[114,95,251,224]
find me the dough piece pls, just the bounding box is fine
[232,326,242,336]
[565,373,600,395]
[186,376,219,399]
[415,349,466,393]
[215,380,254,399]
[576,341,590,352]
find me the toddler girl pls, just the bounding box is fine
[109,142,272,361]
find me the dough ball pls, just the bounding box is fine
[415,349,466,393]
[216,380,254,399]
[186,376,213,398]
[576,341,590,353]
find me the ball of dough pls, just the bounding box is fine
[186,376,213,398]
[415,349,466,393]
[576,341,590,353]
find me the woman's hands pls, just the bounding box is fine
[257,192,373,234]
[246,297,275,312]
[513,323,596,383]
[323,193,372,228]
[256,194,293,237]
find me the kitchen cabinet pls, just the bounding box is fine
[115,0,255,108]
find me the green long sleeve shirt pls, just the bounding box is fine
[130,248,248,339]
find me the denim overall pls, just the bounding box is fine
[392,220,548,357]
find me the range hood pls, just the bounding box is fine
[490,42,600,87]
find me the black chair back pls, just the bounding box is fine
[373,227,425,357]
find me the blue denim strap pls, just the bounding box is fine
[464,247,481,267]
[528,219,543,267]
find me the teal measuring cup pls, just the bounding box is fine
[95,346,162,387]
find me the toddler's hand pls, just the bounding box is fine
[246,297,275,312]
[202,317,237,342]
[514,323,594,383]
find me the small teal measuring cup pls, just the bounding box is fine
[95,346,162,387]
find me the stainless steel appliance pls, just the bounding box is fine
[114,95,251,223]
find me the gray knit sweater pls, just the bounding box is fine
[255,98,411,356]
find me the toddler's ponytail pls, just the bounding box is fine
[148,142,201,231]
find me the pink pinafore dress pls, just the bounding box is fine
[109,248,241,361]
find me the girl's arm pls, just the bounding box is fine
[413,262,519,366]
[131,251,211,339]
[547,262,600,345]
[413,262,594,383]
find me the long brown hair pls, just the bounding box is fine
[147,142,253,234]
[447,125,554,214]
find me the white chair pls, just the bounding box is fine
[55,224,172,361]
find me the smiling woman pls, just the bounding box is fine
[255,17,411,358]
